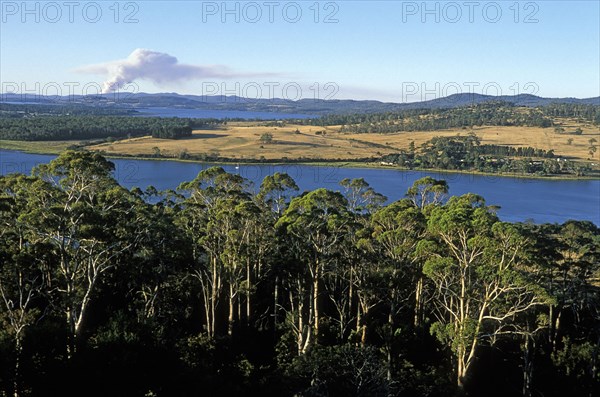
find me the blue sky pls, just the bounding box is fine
[1,1,599,102]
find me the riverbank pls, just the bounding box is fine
[3,147,599,226]
[0,140,76,154]
[2,144,598,181]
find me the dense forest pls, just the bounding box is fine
[0,151,598,397]
[381,134,593,177]
[301,103,600,133]
[0,116,220,141]
[150,125,193,139]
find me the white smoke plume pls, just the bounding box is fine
[75,49,277,93]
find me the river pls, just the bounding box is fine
[1,150,598,225]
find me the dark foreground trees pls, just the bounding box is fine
[0,151,598,397]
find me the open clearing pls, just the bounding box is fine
[0,139,81,154]
[86,120,600,163]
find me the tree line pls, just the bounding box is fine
[0,116,221,141]
[299,102,600,133]
[0,103,137,117]
[0,151,598,396]
[150,125,193,139]
[541,103,600,124]
[381,135,594,177]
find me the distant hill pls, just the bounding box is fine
[1,92,598,115]
[414,93,600,108]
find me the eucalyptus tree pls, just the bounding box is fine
[423,194,546,389]
[368,198,427,380]
[533,220,600,395]
[0,174,51,396]
[405,176,448,211]
[351,229,389,346]
[339,178,387,214]
[241,203,275,328]
[177,166,254,337]
[332,178,386,342]
[219,199,264,335]
[276,188,352,353]
[322,234,358,343]
[511,222,563,397]
[404,177,449,327]
[177,168,224,338]
[549,221,600,349]
[256,173,299,328]
[123,186,191,332]
[257,172,299,217]
[371,199,427,330]
[31,151,138,356]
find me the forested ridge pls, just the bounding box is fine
[0,151,598,396]
[4,93,596,115]
[0,103,137,117]
[302,102,600,132]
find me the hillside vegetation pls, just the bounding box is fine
[0,151,598,396]
[1,102,599,176]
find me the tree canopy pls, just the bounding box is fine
[0,153,598,397]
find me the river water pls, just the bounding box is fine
[1,150,598,225]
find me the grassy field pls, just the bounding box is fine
[85,120,600,163]
[1,119,597,166]
[0,140,81,154]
